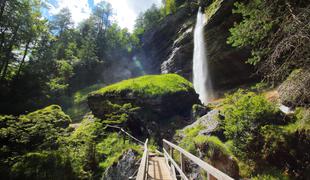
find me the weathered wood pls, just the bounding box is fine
[180,152,185,172]
[163,148,189,180]
[148,156,173,180]
[163,139,234,180]
[136,139,148,180]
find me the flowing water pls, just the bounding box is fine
[193,7,213,105]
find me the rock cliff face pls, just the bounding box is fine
[138,5,197,75]
[139,0,257,95]
[102,149,139,180]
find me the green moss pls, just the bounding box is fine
[96,133,141,169]
[0,105,73,179]
[179,124,206,153]
[23,105,72,128]
[66,84,105,122]
[74,84,105,104]
[293,107,310,130]
[11,151,74,179]
[90,74,193,97]
[251,168,290,180]
[205,0,223,21]
[101,102,140,124]
[64,114,143,177]
[194,135,233,158]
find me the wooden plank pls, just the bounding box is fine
[136,139,148,180]
[163,139,234,180]
[148,156,173,180]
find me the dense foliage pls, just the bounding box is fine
[228,0,310,83]
[221,90,309,179]
[222,90,281,159]
[0,105,73,179]
[0,0,140,115]
[0,105,142,179]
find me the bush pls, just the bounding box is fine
[227,0,310,82]
[222,90,310,179]
[0,105,73,179]
[222,90,280,160]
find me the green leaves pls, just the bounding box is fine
[222,90,279,160]
[227,1,273,48]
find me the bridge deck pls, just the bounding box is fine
[148,155,172,180]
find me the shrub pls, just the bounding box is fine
[222,90,280,160]
[0,105,73,179]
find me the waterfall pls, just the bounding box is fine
[193,7,213,105]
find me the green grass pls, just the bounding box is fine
[73,84,105,104]
[96,133,142,169]
[65,84,105,122]
[90,74,193,97]
[205,0,223,21]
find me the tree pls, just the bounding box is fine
[165,0,176,15]
[134,4,162,34]
[227,0,310,83]
[50,8,74,35]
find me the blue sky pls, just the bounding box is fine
[42,0,162,32]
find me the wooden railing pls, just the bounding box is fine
[163,139,234,180]
[136,139,149,180]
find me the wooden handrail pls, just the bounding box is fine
[136,139,148,180]
[163,139,234,180]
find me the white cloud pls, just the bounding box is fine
[47,0,92,26]
[96,0,162,32]
[45,0,162,31]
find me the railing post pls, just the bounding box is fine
[180,152,185,172]
[169,146,173,159]
[163,139,234,180]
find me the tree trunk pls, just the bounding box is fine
[0,57,9,81]
[0,0,7,21]
[0,25,19,81]
[16,39,30,78]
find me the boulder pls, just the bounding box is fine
[102,149,139,180]
[278,69,310,107]
[88,74,200,142]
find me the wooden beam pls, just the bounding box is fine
[163,139,234,180]
[136,139,148,180]
[163,148,189,180]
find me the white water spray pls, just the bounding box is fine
[193,7,213,104]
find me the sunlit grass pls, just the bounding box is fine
[91,74,193,97]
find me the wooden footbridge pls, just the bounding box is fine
[134,139,234,180]
[106,125,233,180]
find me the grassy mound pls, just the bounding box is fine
[0,105,72,179]
[90,74,193,97]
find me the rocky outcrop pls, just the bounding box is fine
[139,0,257,96]
[177,110,239,179]
[88,74,200,143]
[138,4,197,75]
[102,149,139,180]
[161,24,195,80]
[278,69,310,107]
[204,0,255,94]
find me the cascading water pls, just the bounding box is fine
[193,7,213,105]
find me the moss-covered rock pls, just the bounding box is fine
[177,122,239,179]
[88,74,200,142]
[278,69,310,107]
[0,105,72,179]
